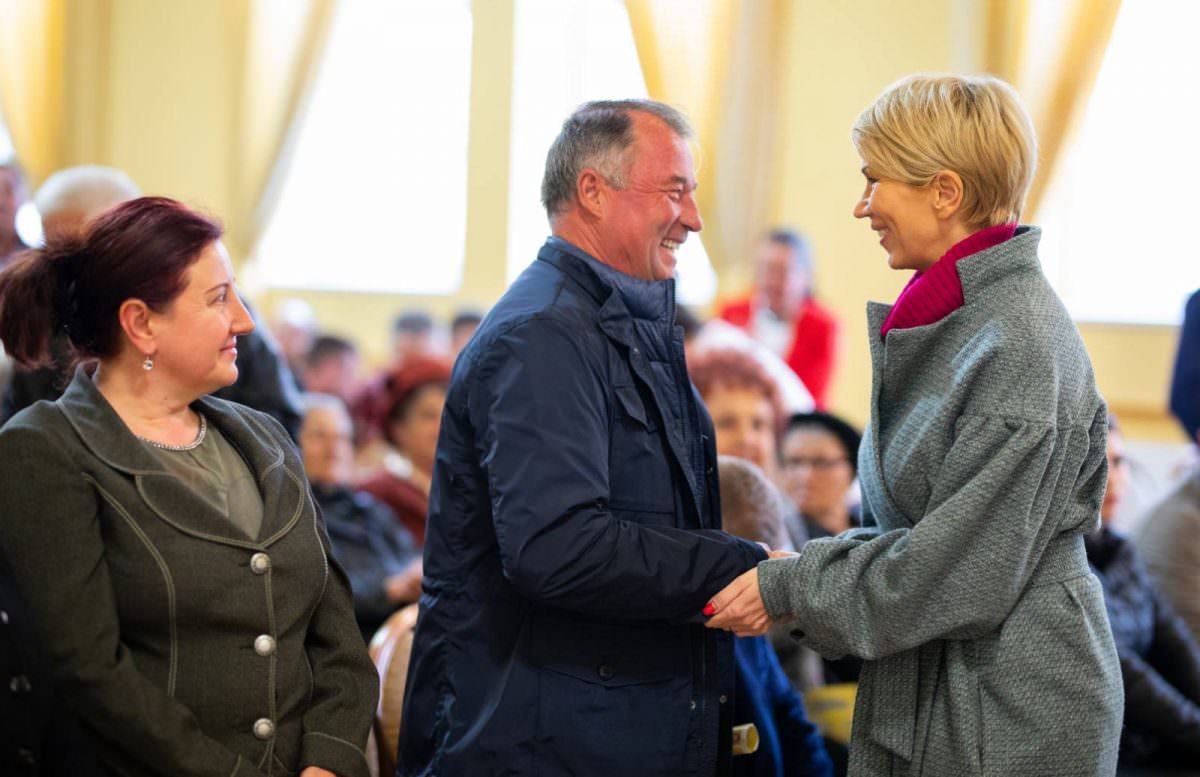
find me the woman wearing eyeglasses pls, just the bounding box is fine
[777,412,862,544]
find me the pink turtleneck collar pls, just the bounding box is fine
[880,222,1017,338]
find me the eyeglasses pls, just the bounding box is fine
[780,456,849,472]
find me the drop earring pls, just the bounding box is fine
[142,355,154,371]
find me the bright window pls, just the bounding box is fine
[255,0,472,294]
[506,0,716,306]
[1036,0,1200,325]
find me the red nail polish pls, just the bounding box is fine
[702,603,716,616]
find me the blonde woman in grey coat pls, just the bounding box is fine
[705,74,1123,776]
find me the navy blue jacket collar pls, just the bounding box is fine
[543,236,675,324]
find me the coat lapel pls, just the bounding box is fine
[57,367,305,549]
[862,302,913,530]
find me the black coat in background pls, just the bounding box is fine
[1087,527,1200,767]
[0,557,102,777]
[313,484,420,640]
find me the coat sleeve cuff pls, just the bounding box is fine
[300,731,371,777]
[758,556,801,621]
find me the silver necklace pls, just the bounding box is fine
[137,414,207,452]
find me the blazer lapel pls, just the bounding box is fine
[57,367,306,549]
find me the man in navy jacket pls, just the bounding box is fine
[397,100,768,776]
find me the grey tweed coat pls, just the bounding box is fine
[758,227,1123,776]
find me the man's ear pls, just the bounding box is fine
[118,298,157,358]
[575,168,607,219]
[930,170,965,221]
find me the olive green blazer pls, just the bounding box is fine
[0,367,378,777]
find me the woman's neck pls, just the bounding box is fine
[93,358,199,444]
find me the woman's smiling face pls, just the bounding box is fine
[853,164,944,272]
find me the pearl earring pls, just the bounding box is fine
[142,355,154,371]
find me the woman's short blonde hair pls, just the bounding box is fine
[852,73,1038,228]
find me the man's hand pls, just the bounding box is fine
[300,768,338,777]
[702,567,772,637]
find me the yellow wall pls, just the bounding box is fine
[66,0,1186,441]
[63,0,239,219]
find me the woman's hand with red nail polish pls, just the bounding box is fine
[703,568,771,636]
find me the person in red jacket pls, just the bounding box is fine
[717,229,839,409]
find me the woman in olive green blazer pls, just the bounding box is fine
[0,198,377,777]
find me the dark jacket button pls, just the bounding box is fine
[790,629,806,640]
[597,664,613,680]
[16,747,36,766]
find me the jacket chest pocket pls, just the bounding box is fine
[609,383,675,516]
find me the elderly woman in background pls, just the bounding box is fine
[357,356,452,546]
[777,412,862,544]
[1087,414,1200,769]
[300,394,422,641]
[778,412,864,689]
[0,198,377,777]
[705,74,1122,776]
[689,347,786,480]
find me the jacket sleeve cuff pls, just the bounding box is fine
[300,731,371,777]
[758,556,801,620]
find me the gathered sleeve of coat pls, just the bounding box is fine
[0,423,268,777]
[758,408,1106,660]
[468,317,766,623]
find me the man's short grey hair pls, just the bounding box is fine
[540,99,693,217]
[34,164,141,219]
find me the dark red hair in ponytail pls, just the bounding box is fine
[0,196,222,367]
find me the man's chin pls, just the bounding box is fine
[654,253,679,280]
